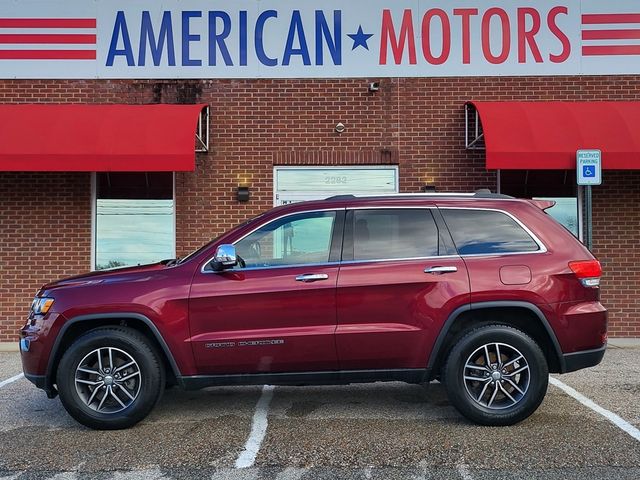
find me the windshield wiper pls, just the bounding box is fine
[162,258,181,267]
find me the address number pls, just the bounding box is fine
[324,176,347,184]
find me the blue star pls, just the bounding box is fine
[348,25,374,51]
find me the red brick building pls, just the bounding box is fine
[1,2,639,345]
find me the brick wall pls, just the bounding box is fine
[0,173,90,342]
[592,171,640,337]
[0,76,638,340]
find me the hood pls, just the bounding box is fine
[39,262,168,293]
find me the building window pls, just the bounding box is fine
[532,197,579,237]
[93,173,175,270]
[499,170,580,239]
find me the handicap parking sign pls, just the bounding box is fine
[577,150,602,186]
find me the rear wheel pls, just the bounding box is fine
[56,326,165,430]
[443,324,548,426]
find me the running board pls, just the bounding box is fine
[178,368,430,390]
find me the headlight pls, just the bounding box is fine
[31,297,54,315]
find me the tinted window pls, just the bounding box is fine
[351,209,439,261]
[235,211,336,268]
[441,209,539,255]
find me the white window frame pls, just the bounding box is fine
[90,172,176,271]
[273,165,400,206]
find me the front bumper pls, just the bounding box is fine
[20,312,65,398]
[562,344,607,373]
[23,372,57,398]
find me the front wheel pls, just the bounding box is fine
[56,326,165,430]
[443,324,548,426]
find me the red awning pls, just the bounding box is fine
[0,103,206,171]
[469,101,640,170]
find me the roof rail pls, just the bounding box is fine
[324,194,357,200]
[324,191,513,201]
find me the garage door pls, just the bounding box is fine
[274,166,399,206]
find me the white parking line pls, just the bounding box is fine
[0,373,24,388]
[235,385,275,469]
[457,463,474,480]
[549,376,640,442]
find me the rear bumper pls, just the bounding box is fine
[562,344,606,373]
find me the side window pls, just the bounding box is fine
[235,211,336,268]
[349,209,439,261]
[441,209,540,255]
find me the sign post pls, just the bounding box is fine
[576,150,602,250]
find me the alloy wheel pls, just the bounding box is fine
[463,342,530,410]
[74,347,142,413]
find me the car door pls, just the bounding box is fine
[335,207,470,370]
[189,210,344,374]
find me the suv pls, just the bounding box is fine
[21,193,607,429]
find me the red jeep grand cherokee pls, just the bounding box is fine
[21,193,607,429]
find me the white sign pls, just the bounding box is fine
[0,1,639,79]
[577,150,602,185]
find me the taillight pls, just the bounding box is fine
[569,260,602,287]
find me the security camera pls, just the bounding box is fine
[369,82,380,92]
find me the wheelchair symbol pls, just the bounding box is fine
[582,165,596,178]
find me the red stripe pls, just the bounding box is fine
[0,50,96,59]
[0,34,96,44]
[582,29,640,40]
[582,14,640,24]
[582,45,640,56]
[0,18,96,28]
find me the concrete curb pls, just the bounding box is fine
[0,342,18,352]
[607,338,640,349]
[0,340,20,352]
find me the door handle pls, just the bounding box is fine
[295,273,330,283]
[424,266,458,275]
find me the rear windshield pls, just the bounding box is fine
[441,209,540,255]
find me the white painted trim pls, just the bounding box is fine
[172,172,177,259]
[90,172,96,271]
[577,185,584,243]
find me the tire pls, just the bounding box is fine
[443,324,548,426]
[56,326,165,430]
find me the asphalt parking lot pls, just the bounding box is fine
[1,345,639,480]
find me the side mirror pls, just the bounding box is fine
[213,244,237,269]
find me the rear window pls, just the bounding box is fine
[441,209,540,255]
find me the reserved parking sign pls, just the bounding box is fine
[577,150,602,186]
